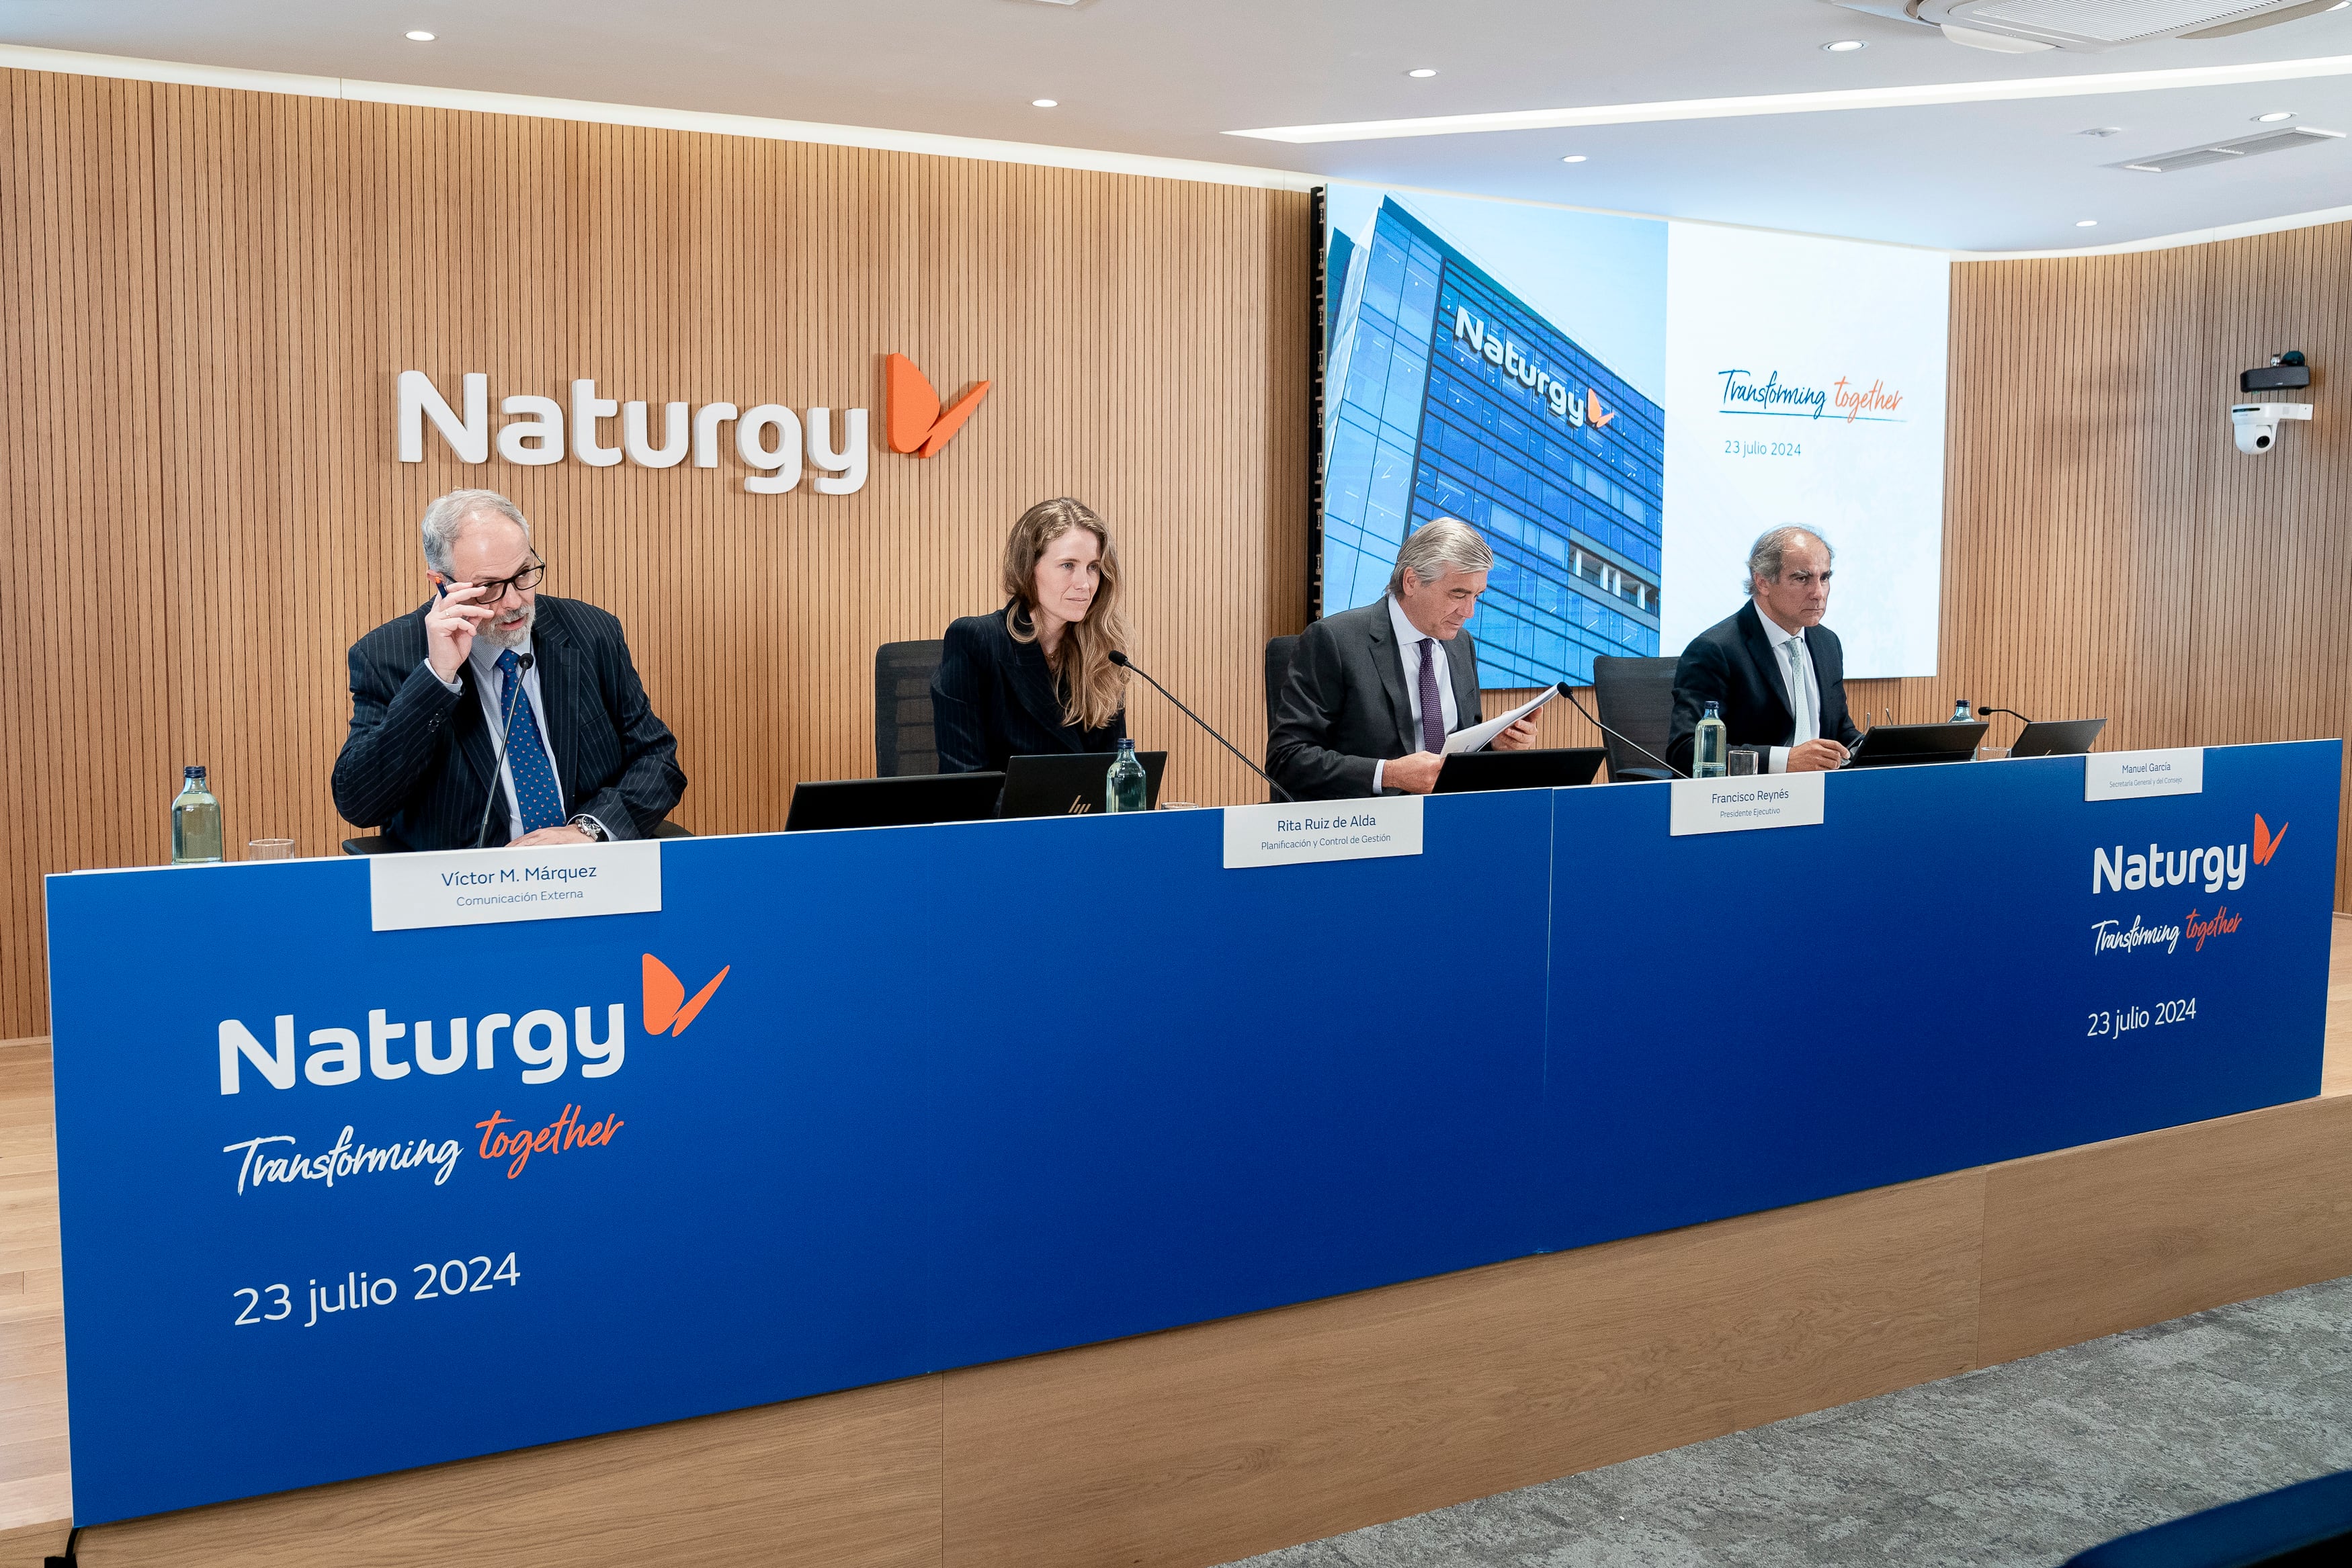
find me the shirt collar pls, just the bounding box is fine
[467,631,537,684]
[1386,592,1435,652]
[1755,605,1806,650]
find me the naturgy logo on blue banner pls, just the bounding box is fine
[2086,813,2287,958]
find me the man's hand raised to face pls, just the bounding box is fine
[425,583,497,683]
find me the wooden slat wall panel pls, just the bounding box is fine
[0,69,1308,1037]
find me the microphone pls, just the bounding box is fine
[1978,705,2035,726]
[1556,683,1688,781]
[1107,650,1294,803]
[470,652,537,849]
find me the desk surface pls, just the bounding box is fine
[40,742,2344,1524]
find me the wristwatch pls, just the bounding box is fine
[569,815,608,842]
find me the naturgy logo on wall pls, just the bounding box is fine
[394,357,992,494]
[1452,308,1616,430]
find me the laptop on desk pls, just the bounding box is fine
[1000,752,1168,818]
[1841,722,1986,769]
[2009,718,2107,758]
[1433,747,1607,793]
[784,773,1006,832]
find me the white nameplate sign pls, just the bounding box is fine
[1222,797,1423,870]
[2085,747,2203,803]
[370,841,663,932]
[1669,773,1826,836]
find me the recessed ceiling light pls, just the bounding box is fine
[1824,40,1867,52]
[1032,98,1058,108]
[2257,110,2297,122]
[405,30,435,41]
[1406,69,1438,79]
[2081,126,2121,137]
[1560,154,1588,163]
[2076,218,2099,227]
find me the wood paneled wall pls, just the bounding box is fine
[0,67,1308,1038]
[4,62,2350,1037]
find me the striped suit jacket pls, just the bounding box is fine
[331,595,685,851]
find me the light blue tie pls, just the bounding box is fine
[496,650,566,834]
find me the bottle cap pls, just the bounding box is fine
[185,765,206,778]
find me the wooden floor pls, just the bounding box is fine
[2,915,2349,1565]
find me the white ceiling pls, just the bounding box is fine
[9,0,2352,251]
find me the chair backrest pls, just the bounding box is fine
[875,640,945,777]
[1264,635,1301,732]
[1590,655,1680,778]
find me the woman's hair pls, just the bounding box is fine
[1001,496,1130,732]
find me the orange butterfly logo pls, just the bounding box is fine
[1586,388,1617,430]
[642,953,730,1037]
[885,353,991,458]
[2253,813,2290,867]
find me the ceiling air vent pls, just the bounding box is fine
[2117,125,2346,171]
[1825,0,2345,50]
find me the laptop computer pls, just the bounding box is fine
[1000,752,1168,818]
[2009,718,2107,758]
[1433,747,1607,793]
[1841,722,1987,769]
[784,772,1006,832]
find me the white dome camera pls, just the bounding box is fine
[2230,402,2310,455]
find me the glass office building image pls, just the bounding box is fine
[1322,197,1665,688]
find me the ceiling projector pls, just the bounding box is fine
[1824,0,2347,52]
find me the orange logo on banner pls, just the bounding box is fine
[886,354,991,458]
[2253,814,2290,866]
[643,954,730,1037]
[1586,388,1616,430]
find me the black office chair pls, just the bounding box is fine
[1264,635,1300,732]
[341,820,694,855]
[1591,654,1679,781]
[875,639,945,777]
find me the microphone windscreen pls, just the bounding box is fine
[1556,681,1572,696]
[1107,650,1130,668]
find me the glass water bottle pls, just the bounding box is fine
[1106,738,1148,814]
[1693,702,1728,779]
[171,766,223,864]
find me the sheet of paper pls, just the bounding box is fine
[1443,686,1558,755]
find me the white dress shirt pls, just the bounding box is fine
[1753,609,1820,776]
[427,635,573,843]
[1372,593,1460,793]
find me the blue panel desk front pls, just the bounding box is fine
[45,742,2339,1523]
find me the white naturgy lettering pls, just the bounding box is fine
[218,1002,628,1094]
[1455,308,1578,423]
[2091,840,2246,896]
[396,371,868,496]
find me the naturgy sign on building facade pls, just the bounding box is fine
[394,353,989,495]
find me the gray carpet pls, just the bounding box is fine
[1225,1275,2352,1568]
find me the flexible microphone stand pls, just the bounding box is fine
[1557,683,1688,781]
[1107,650,1294,803]
[470,650,537,849]
[1978,705,2035,726]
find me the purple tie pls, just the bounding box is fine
[1417,638,1445,754]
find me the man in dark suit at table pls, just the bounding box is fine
[1665,524,1862,777]
[332,488,685,851]
[1267,517,1538,801]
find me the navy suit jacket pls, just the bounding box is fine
[331,595,685,851]
[1665,601,1861,775]
[1265,598,1486,801]
[931,603,1126,774]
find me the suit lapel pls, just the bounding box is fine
[532,608,581,808]
[1449,632,1480,736]
[1740,603,1796,728]
[1368,607,1417,754]
[1005,620,1075,739]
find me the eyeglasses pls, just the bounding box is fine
[458,553,546,602]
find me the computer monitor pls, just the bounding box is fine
[784,773,1006,832]
[1842,721,1987,769]
[1433,747,1607,793]
[1000,752,1168,818]
[2009,718,2107,758]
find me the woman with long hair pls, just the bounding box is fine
[931,497,1133,774]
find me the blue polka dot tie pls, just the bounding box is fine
[496,649,567,835]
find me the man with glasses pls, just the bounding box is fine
[333,488,685,850]
[1665,525,1861,776]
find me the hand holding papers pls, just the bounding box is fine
[1444,686,1558,754]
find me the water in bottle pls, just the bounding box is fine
[171,765,223,864]
[1693,701,1728,779]
[1106,738,1148,814]
[1951,697,1973,723]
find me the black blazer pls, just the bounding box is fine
[331,595,685,851]
[1265,598,1486,801]
[931,603,1126,774]
[1665,601,1861,775]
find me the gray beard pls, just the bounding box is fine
[478,601,535,652]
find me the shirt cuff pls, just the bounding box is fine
[1768,746,1790,775]
[426,658,462,695]
[1372,759,1385,792]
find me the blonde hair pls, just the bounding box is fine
[1002,497,1131,732]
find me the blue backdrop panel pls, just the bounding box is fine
[1541,741,2340,1251]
